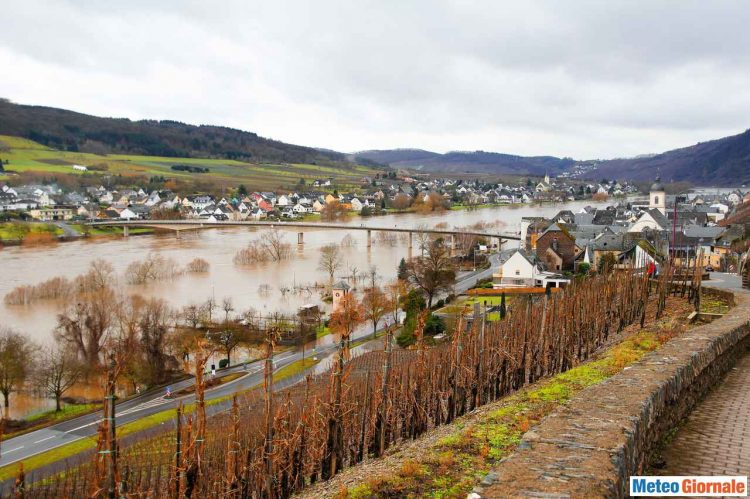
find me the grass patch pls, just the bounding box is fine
[700,297,730,315]
[0,222,62,240]
[274,358,320,381]
[24,404,99,424]
[316,325,332,339]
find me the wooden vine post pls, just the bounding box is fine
[263,328,277,497]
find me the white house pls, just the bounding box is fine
[350,198,363,212]
[492,250,544,288]
[628,208,669,233]
[293,202,312,214]
[119,208,138,220]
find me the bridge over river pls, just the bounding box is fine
[87,219,521,249]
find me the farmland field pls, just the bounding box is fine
[0,135,380,190]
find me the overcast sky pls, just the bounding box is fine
[2,1,749,159]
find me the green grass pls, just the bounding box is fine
[0,222,62,240]
[435,295,510,318]
[0,135,381,190]
[273,357,320,380]
[316,325,332,338]
[24,404,99,424]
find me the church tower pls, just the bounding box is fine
[649,173,666,215]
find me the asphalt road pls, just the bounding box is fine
[0,254,499,472]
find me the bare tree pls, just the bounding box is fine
[209,328,248,365]
[261,229,292,261]
[55,287,116,366]
[348,265,359,285]
[0,328,36,411]
[362,286,390,339]
[406,238,456,308]
[386,280,406,325]
[138,298,173,385]
[78,259,115,292]
[414,224,433,257]
[35,345,84,412]
[329,293,365,359]
[181,304,203,329]
[221,297,234,324]
[318,243,342,284]
[366,266,379,288]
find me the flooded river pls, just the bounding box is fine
[1,201,603,418]
[1,200,599,344]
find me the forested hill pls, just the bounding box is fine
[355,149,575,176]
[591,129,750,186]
[0,99,347,164]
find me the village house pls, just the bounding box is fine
[534,223,579,272]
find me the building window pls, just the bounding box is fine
[515,270,520,275]
[654,195,659,205]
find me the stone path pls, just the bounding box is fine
[658,347,750,476]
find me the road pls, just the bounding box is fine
[0,254,500,472]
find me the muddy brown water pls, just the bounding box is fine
[0,201,596,418]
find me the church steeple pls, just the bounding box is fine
[649,172,666,214]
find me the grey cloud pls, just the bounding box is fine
[1,0,749,159]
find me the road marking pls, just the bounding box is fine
[4,446,24,454]
[33,436,55,444]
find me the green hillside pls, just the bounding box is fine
[0,135,378,190]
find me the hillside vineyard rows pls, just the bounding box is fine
[15,267,689,497]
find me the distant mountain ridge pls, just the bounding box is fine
[0,99,348,165]
[355,149,575,176]
[591,129,750,186]
[357,130,750,186]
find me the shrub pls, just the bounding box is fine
[218,358,229,369]
[186,258,210,273]
[424,314,446,336]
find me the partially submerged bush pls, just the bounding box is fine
[186,258,210,273]
[126,253,182,285]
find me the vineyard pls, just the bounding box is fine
[8,264,701,498]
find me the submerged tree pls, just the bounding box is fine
[318,243,343,285]
[35,345,84,412]
[0,328,36,411]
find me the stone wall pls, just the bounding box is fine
[475,289,750,498]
